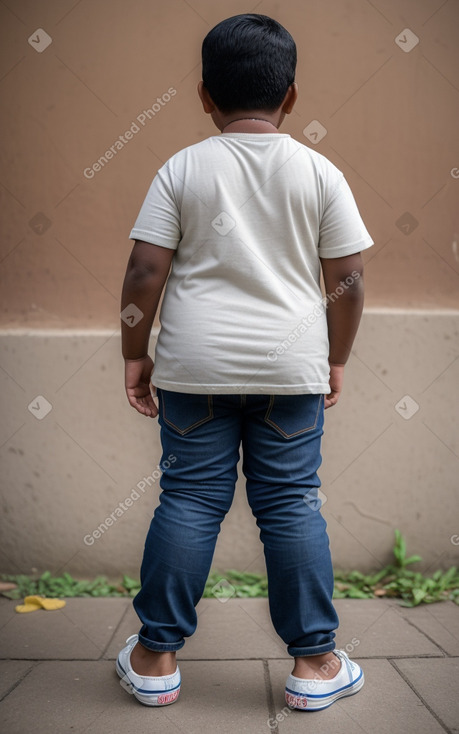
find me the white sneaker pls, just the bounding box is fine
[285,649,364,711]
[116,634,181,706]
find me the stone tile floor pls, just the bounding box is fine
[0,597,457,733]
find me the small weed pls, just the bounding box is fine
[0,572,141,600]
[1,531,457,607]
[333,530,458,606]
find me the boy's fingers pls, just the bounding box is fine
[127,393,158,418]
[144,396,159,417]
[324,393,339,409]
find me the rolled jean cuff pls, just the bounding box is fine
[287,640,336,657]
[138,632,185,653]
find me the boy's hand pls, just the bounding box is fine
[124,355,158,418]
[324,363,344,409]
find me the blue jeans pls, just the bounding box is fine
[133,390,339,657]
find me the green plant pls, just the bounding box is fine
[333,529,458,606]
[203,569,269,599]
[0,572,141,600]
[392,528,422,568]
[1,531,457,607]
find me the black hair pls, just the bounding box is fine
[202,14,297,113]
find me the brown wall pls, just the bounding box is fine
[1,0,458,328]
[1,1,458,577]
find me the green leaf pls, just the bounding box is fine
[2,539,458,608]
[393,529,406,566]
[404,554,422,567]
[122,575,140,591]
[412,588,428,605]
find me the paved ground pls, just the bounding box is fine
[0,596,458,733]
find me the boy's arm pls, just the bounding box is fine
[121,240,175,418]
[319,252,365,409]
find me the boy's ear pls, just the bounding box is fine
[197,81,215,114]
[281,82,298,115]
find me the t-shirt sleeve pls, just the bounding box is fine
[129,164,181,250]
[318,174,374,259]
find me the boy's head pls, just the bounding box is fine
[201,14,297,114]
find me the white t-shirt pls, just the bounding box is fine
[129,132,373,394]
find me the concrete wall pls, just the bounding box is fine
[1,312,458,577]
[1,0,458,576]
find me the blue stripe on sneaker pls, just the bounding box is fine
[285,669,363,700]
[118,656,181,695]
[135,681,181,695]
[117,659,126,675]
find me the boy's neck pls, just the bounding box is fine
[218,109,285,135]
[221,117,280,134]
[200,82,297,135]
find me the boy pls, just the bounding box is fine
[117,14,372,711]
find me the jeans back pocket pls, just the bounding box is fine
[159,390,214,436]
[264,394,323,438]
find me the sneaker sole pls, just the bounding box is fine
[116,657,181,706]
[285,671,364,711]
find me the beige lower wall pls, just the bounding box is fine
[1,310,458,579]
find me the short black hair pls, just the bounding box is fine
[202,14,297,113]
